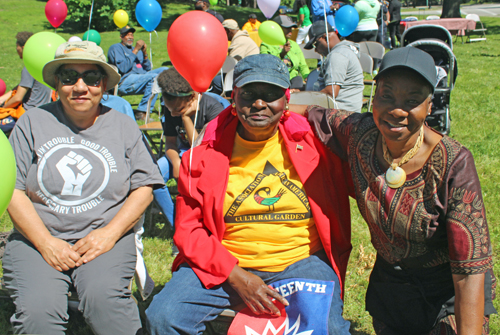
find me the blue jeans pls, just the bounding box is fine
[146,250,350,335]
[152,150,187,228]
[118,67,168,112]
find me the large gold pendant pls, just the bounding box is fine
[385,166,406,189]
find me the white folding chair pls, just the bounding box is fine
[299,43,323,61]
[359,52,375,112]
[358,41,385,60]
[139,75,164,157]
[222,68,234,97]
[221,56,237,73]
[404,16,419,21]
[358,41,385,72]
[289,91,336,109]
[465,14,487,43]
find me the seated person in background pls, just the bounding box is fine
[260,15,310,89]
[223,19,260,61]
[194,0,224,23]
[107,26,168,120]
[1,31,53,133]
[241,13,261,32]
[209,19,260,95]
[304,21,364,113]
[145,54,353,335]
[155,68,227,229]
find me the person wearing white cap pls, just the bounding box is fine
[222,19,259,61]
[4,41,164,334]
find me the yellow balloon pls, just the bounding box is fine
[113,10,129,29]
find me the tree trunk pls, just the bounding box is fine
[441,0,461,18]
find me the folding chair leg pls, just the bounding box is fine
[145,93,157,124]
[368,82,374,113]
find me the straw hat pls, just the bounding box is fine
[43,41,121,89]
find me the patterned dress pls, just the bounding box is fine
[308,107,496,335]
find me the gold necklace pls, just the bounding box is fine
[381,126,424,189]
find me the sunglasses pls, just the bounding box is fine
[313,35,326,48]
[57,69,104,87]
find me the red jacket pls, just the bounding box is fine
[172,107,354,297]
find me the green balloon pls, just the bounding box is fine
[83,29,102,46]
[258,20,286,46]
[0,131,16,217]
[209,0,218,6]
[23,32,66,89]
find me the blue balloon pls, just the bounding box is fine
[334,5,359,37]
[135,0,162,32]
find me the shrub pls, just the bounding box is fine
[65,0,138,32]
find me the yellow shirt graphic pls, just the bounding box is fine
[222,131,321,271]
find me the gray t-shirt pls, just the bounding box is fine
[315,41,364,113]
[19,67,52,110]
[9,101,164,241]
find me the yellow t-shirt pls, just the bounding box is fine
[242,20,261,32]
[222,131,321,271]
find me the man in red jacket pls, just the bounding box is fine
[146,55,353,335]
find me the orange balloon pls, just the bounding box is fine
[167,11,227,93]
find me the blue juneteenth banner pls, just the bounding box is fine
[228,278,334,335]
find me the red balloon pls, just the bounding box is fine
[45,0,68,29]
[167,11,227,93]
[0,79,6,97]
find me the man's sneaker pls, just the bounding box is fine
[134,111,146,121]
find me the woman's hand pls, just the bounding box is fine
[39,236,81,272]
[72,186,153,266]
[280,41,291,59]
[72,227,119,266]
[227,265,289,316]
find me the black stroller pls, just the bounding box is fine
[402,25,458,135]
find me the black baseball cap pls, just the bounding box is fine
[249,13,257,19]
[273,15,297,28]
[304,20,334,50]
[374,47,437,92]
[120,26,136,35]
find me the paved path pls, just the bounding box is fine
[404,3,500,16]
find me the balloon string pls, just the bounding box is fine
[87,0,95,39]
[188,93,202,197]
[149,32,153,68]
[323,0,338,110]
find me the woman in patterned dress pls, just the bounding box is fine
[300,47,496,334]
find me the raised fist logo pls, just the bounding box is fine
[56,151,93,196]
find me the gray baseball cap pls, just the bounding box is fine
[304,20,334,50]
[273,15,298,28]
[374,47,437,92]
[233,54,290,89]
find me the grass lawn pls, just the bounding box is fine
[1,1,499,334]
